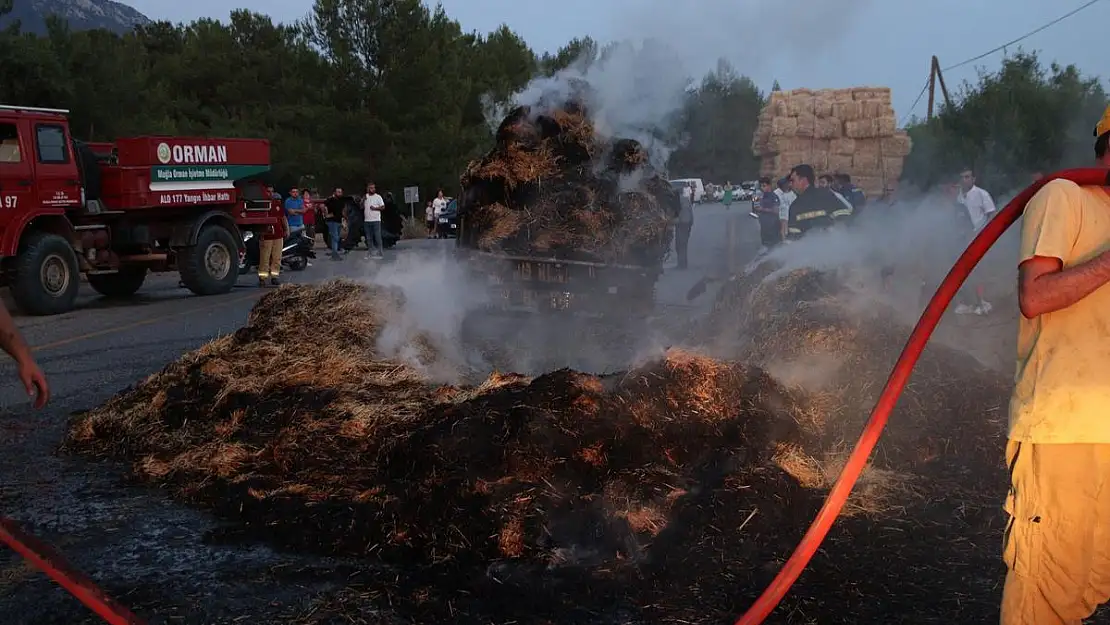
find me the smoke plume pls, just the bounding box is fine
[498,0,875,167]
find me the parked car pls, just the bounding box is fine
[737,181,756,201]
[343,194,402,250]
[669,178,706,203]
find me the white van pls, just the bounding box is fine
[669,178,706,203]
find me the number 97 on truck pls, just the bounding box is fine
[0,103,278,315]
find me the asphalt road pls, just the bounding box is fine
[0,204,759,624]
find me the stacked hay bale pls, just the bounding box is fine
[751,87,913,198]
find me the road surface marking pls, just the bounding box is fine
[31,292,262,353]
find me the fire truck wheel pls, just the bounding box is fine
[178,225,239,296]
[11,232,80,316]
[87,267,147,298]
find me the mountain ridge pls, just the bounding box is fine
[0,0,150,35]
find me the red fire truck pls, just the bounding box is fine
[0,104,276,315]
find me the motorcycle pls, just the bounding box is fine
[239,229,316,274]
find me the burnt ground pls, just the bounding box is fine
[3,207,1097,625]
[0,211,741,624]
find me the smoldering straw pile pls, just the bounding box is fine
[458,83,680,266]
[64,274,1015,624]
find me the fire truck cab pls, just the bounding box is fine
[0,104,276,315]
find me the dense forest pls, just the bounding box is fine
[0,0,1105,198]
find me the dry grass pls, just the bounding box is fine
[62,265,1019,623]
[701,262,1011,500]
[65,284,806,572]
[400,216,426,239]
[551,108,598,154]
[472,202,524,250]
[772,443,921,517]
[459,97,680,264]
[472,142,561,188]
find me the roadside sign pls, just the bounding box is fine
[404,186,419,204]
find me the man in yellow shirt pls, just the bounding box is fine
[1001,105,1110,624]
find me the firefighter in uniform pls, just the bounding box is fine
[785,164,841,240]
[837,173,867,222]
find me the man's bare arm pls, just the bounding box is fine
[1018,253,1110,318]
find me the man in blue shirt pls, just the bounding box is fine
[284,187,305,237]
[756,176,781,248]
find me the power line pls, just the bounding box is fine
[942,0,1105,72]
[898,80,930,127]
[898,0,1105,123]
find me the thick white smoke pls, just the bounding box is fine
[498,0,876,167]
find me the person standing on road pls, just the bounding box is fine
[957,166,997,229]
[999,105,1110,625]
[722,181,734,210]
[837,174,867,220]
[0,304,48,409]
[775,176,796,242]
[425,200,435,237]
[324,187,345,261]
[300,189,315,267]
[258,194,288,286]
[301,189,316,241]
[954,166,997,315]
[432,190,448,239]
[284,187,305,237]
[433,190,448,217]
[362,182,385,259]
[674,188,694,270]
[755,176,781,250]
[784,164,839,240]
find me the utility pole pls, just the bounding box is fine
[926,55,953,119]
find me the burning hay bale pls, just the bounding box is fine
[459,98,680,265]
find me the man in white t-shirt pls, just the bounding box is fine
[432,190,448,217]
[957,167,997,231]
[431,190,448,239]
[362,182,385,259]
[774,177,796,242]
[954,167,997,315]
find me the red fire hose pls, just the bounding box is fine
[734,167,1110,625]
[0,517,144,624]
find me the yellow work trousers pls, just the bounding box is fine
[1001,440,1110,625]
[258,238,282,279]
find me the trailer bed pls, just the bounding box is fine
[462,249,661,317]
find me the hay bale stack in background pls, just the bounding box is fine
[752,87,913,199]
[459,93,680,266]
